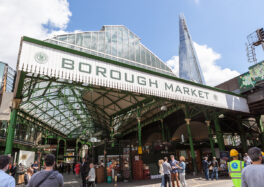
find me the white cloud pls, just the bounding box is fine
[166,56,179,76]
[0,0,72,68]
[166,42,240,86]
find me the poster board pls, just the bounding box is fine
[18,150,35,167]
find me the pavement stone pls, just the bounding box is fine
[16,173,233,187]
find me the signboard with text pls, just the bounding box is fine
[18,39,249,113]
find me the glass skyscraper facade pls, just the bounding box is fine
[46,25,174,76]
[179,15,205,84]
[0,62,16,92]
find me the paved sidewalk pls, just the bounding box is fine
[62,174,233,187]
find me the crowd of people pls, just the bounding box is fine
[0,154,98,187]
[0,154,63,187]
[2,147,264,187]
[158,155,187,187]
[201,156,220,181]
[228,147,264,187]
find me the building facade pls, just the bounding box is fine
[179,15,205,84]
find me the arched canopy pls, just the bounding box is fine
[14,28,249,140]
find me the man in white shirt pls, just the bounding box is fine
[86,163,96,187]
[0,155,15,187]
[162,157,172,187]
[243,153,252,166]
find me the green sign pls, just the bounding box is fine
[239,61,264,92]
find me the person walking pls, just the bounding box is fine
[10,162,17,178]
[80,158,89,187]
[211,157,219,180]
[86,163,96,187]
[162,157,172,187]
[27,154,63,187]
[243,153,251,167]
[228,149,245,187]
[31,161,39,174]
[242,147,264,187]
[178,156,187,187]
[72,162,76,175]
[0,155,15,187]
[67,163,71,174]
[170,155,180,187]
[75,162,81,176]
[158,159,165,187]
[202,157,210,180]
[24,167,33,185]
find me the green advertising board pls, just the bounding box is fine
[239,61,264,92]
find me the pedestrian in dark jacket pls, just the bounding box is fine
[80,158,89,187]
[202,157,210,180]
[10,162,17,178]
[211,157,219,180]
[27,154,63,187]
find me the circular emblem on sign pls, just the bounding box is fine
[213,94,218,101]
[231,162,238,169]
[34,52,48,64]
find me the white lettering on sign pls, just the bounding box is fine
[18,40,249,113]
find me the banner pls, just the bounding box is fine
[18,150,35,167]
[238,61,264,92]
[18,39,249,113]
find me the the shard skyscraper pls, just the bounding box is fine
[179,14,205,84]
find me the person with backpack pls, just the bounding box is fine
[27,154,63,187]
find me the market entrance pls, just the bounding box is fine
[4,36,249,181]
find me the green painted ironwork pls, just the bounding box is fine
[186,120,198,174]
[214,117,225,151]
[237,118,248,153]
[256,116,264,150]
[5,109,18,155]
[206,121,216,157]
[137,108,142,147]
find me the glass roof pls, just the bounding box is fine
[19,73,159,138]
[45,25,174,76]
[19,75,97,137]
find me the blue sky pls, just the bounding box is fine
[65,0,264,73]
[1,0,264,85]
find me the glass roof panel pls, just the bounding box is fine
[46,25,174,76]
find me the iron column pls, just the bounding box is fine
[238,120,248,153]
[214,117,225,151]
[137,116,142,147]
[205,120,216,157]
[185,118,197,174]
[256,116,264,150]
[57,139,60,163]
[5,109,18,155]
[160,119,165,142]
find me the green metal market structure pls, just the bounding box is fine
[1,25,263,175]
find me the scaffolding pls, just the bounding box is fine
[246,28,264,64]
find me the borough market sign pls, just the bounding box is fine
[18,37,249,113]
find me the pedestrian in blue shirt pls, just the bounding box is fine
[0,155,15,187]
[170,155,180,187]
[178,156,187,187]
